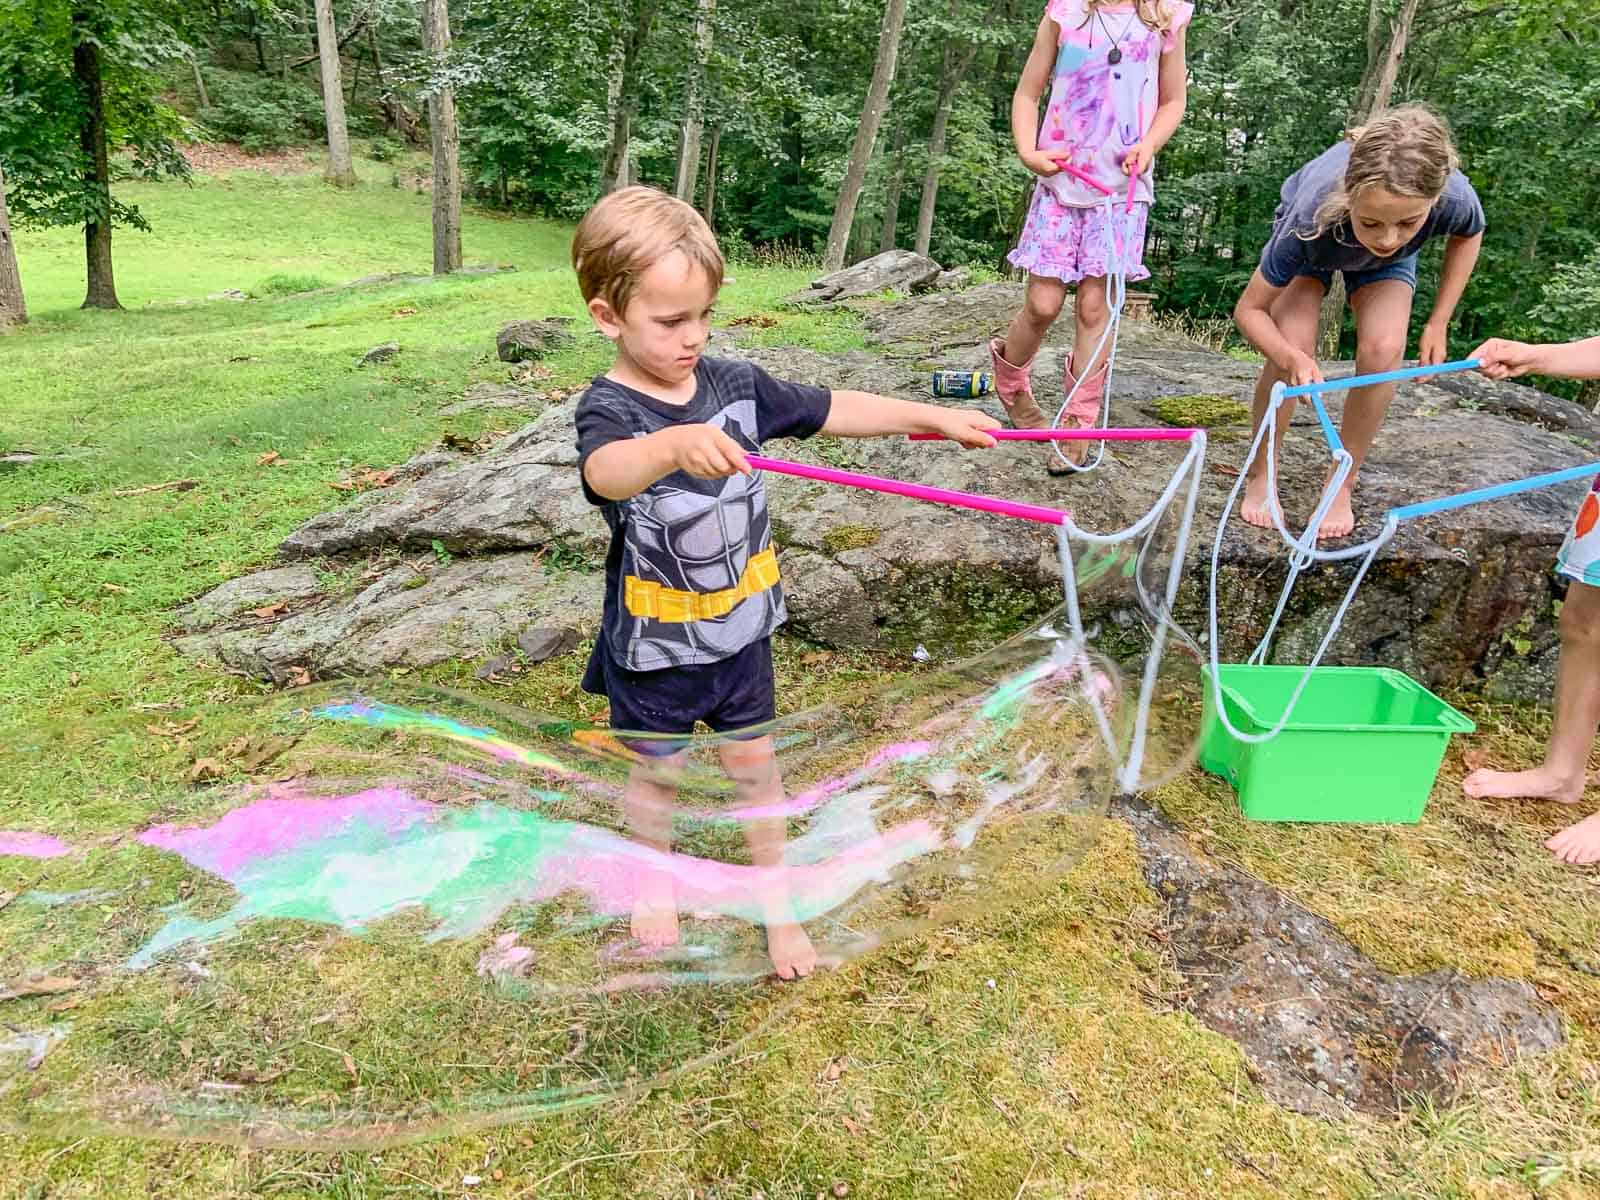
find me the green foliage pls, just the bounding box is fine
[0,0,193,232]
[199,72,325,153]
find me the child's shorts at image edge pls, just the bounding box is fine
[582,635,777,753]
[1555,476,1600,586]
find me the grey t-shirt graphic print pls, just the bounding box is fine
[575,357,832,672]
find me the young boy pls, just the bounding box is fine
[572,186,1000,977]
[1461,334,1600,866]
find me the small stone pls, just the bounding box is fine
[833,1184,850,1198]
[475,654,514,680]
[359,343,400,367]
[516,626,580,663]
[497,318,575,363]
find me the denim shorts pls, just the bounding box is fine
[1303,251,1419,295]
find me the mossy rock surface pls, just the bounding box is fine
[1153,392,1251,428]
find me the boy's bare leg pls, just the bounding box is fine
[1465,582,1600,813]
[1318,280,1412,539]
[1242,277,1323,529]
[623,755,683,948]
[720,735,816,980]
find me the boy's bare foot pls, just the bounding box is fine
[1240,472,1279,529]
[631,874,680,948]
[1462,765,1585,805]
[1316,483,1356,540]
[1547,810,1600,865]
[765,921,817,980]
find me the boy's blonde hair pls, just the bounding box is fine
[572,186,725,316]
[1080,0,1177,35]
[1300,104,1461,241]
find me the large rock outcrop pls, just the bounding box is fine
[171,282,1599,699]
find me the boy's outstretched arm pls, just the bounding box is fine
[1472,335,1600,381]
[820,391,1001,447]
[583,424,751,501]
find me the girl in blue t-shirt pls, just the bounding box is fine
[1233,105,1486,539]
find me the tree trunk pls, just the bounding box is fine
[674,0,715,203]
[914,41,977,258]
[879,122,907,252]
[0,162,26,327]
[191,54,211,109]
[347,45,363,106]
[73,14,120,311]
[423,0,462,273]
[823,0,908,271]
[313,0,358,187]
[702,125,721,227]
[1318,0,1425,354]
[251,11,269,72]
[600,2,656,194]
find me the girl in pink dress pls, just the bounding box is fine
[993,0,1191,469]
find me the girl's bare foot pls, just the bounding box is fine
[1240,472,1279,529]
[765,921,817,980]
[1462,766,1585,805]
[1547,810,1600,865]
[1316,484,1356,540]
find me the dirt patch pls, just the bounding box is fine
[180,142,315,176]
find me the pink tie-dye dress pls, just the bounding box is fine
[1006,0,1191,284]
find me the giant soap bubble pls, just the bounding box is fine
[0,507,1201,1144]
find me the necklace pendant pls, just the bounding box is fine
[1107,46,1122,64]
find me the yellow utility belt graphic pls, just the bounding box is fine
[624,546,780,623]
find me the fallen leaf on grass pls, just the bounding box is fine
[113,479,199,497]
[257,451,281,467]
[441,432,491,454]
[47,994,84,1013]
[822,1057,846,1082]
[189,757,226,783]
[101,582,129,594]
[392,306,418,318]
[147,718,201,739]
[1463,749,1490,771]
[1210,463,1241,478]
[286,666,312,688]
[222,734,298,772]
[0,974,81,1002]
[330,466,398,493]
[730,314,779,328]
[69,672,80,687]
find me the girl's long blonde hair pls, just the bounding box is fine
[1079,0,1178,35]
[1298,104,1461,241]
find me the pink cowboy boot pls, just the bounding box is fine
[1047,353,1108,475]
[989,337,1048,430]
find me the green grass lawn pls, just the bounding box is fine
[3,161,1600,1199]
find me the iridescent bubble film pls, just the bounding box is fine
[1,542,1200,1145]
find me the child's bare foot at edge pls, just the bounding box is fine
[631,874,680,948]
[1463,765,1585,805]
[1240,471,1280,529]
[1547,810,1600,865]
[766,921,817,980]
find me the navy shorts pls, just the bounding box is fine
[1303,251,1419,295]
[581,636,776,752]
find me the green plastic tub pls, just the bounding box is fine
[1199,664,1475,823]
